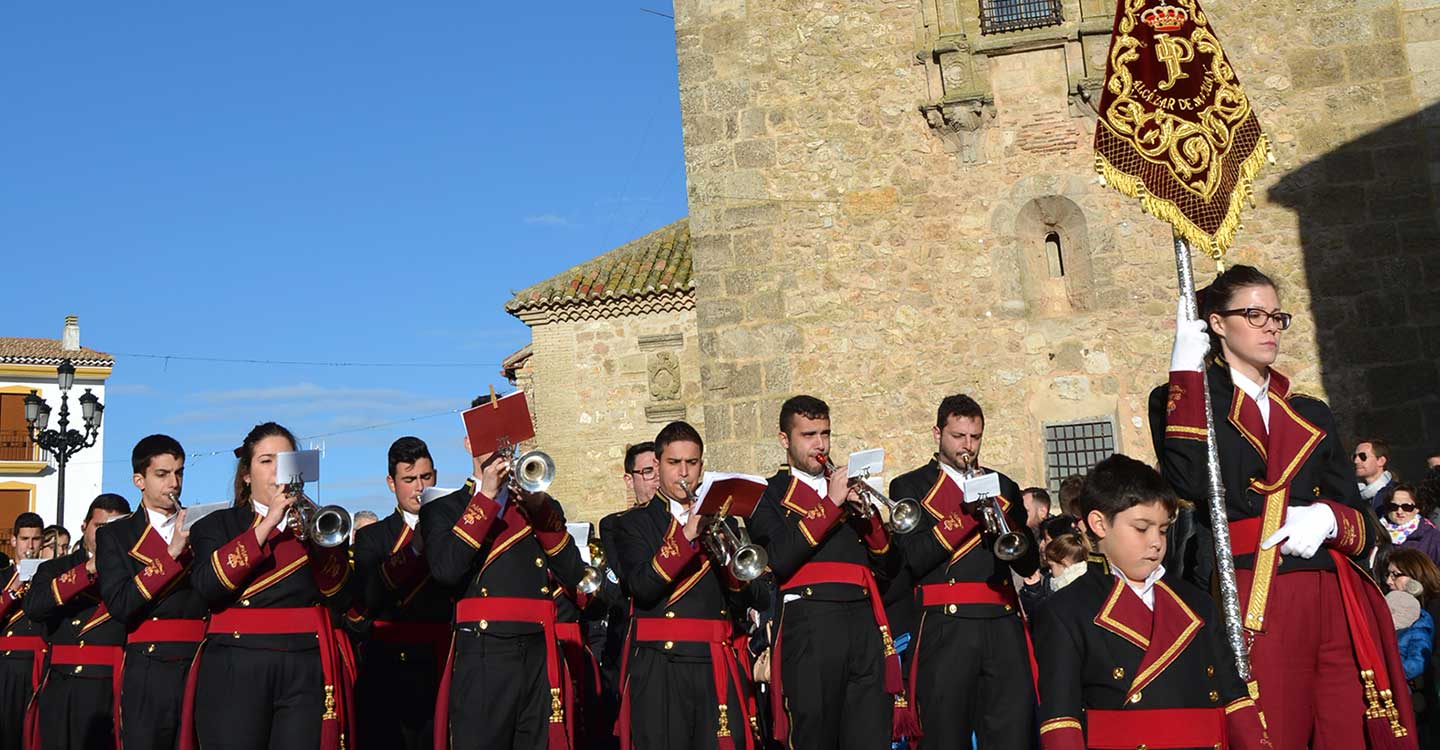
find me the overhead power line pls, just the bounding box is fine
[110,352,499,369]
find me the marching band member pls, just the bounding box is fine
[1032,454,1268,750]
[96,435,207,750]
[420,396,587,750]
[608,421,761,750]
[1151,265,1415,748]
[0,512,45,750]
[185,422,354,750]
[747,395,911,749]
[351,437,449,750]
[891,394,1040,748]
[25,493,132,750]
[596,442,659,702]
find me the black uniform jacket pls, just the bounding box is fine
[418,481,586,636]
[1032,559,1265,749]
[189,503,353,651]
[749,467,901,600]
[26,548,127,672]
[352,509,452,625]
[1148,363,1372,588]
[608,495,762,660]
[891,459,1039,618]
[95,509,208,660]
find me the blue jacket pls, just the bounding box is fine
[1398,608,1434,681]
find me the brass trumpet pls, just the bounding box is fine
[816,453,921,534]
[496,439,556,496]
[282,478,351,548]
[679,479,767,582]
[577,539,606,595]
[959,453,1028,562]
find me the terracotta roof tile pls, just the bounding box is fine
[505,219,693,313]
[0,337,113,367]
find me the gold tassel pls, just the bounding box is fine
[880,625,897,657]
[717,704,731,738]
[1361,669,1384,720]
[549,687,564,724]
[1381,688,1408,738]
[323,685,338,721]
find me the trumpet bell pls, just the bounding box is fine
[515,450,555,494]
[890,499,922,535]
[731,544,767,582]
[307,505,352,548]
[577,565,602,595]
[994,531,1029,562]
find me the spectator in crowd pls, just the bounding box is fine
[37,525,69,560]
[1021,487,1051,533]
[1428,451,1440,473]
[1384,484,1440,567]
[1385,549,1440,745]
[1044,532,1088,593]
[1356,437,1398,513]
[1058,474,1084,518]
[1019,515,1082,614]
[1387,588,1433,682]
[352,509,379,535]
[1038,514,1080,555]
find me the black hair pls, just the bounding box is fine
[1039,514,1080,542]
[1023,487,1052,507]
[779,395,830,434]
[232,422,298,507]
[12,512,42,535]
[86,493,132,523]
[131,434,185,475]
[654,421,704,457]
[624,441,657,473]
[936,394,984,429]
[1356,437,1391,464]
[1078,455,1180,532]
[1197,264,1279,360]
[387,436,433,477]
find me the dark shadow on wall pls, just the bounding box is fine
[1268,103,1440,478]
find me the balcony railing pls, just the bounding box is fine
[0,430,42,462]
[979,0,1064,34]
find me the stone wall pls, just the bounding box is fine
[523,307,703,523]
[672,0,1440,487]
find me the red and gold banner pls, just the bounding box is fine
[1093,0,1270,261]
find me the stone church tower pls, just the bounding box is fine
[671,0,1440,488]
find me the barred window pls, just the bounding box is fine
[980,0,1064,35]
[1044,419,1116,494]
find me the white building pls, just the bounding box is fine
[0,316,112,549]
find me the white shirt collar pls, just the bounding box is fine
[146,506,178,544]
[666,494,689,522]
[790,466,828,498]
[1113,563,1166,610]
[250,499,289,531]
[1360,471,1394,499]
[401,509,419,530]
[1229,367,1271,429]
[939,460,969,486]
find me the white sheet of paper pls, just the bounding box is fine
[847,448,884,479]
[963,472,1002,501]
[421,487,460,506]
[181,501,231,532]
[17,558,42,582]
[275,450,321,486]
[567,523,592,564]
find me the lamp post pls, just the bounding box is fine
[23,359,104,528]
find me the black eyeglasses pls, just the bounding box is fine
[1387,502,1418,513]
[1354,452,1369,461]
[1218,308,1293,330]
[628,467,657,479]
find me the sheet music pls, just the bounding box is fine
[181,501,231,532]
[17,558,42,582]
[567,523,592,564]
[847,448,885,496]
[420,487,460,506]
[275,450,321,485]
[963,472,1001,501]
[694,471,767,503]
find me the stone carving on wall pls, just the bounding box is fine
[1067,77,1104,120]
[639,333,687,423]
[921,97,997,164]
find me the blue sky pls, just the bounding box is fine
[1,3,688,517]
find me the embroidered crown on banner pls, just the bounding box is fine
[1140,3,1188,32]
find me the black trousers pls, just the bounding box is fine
[912,613,1035,750]
[0,655,35,750]
[193,644,323,750]
[118,649,193,750]
[626,648,746,750]
[776,600,889,750]
[37,670,113,750]
[354,641,439,750]
[448,633,549,750]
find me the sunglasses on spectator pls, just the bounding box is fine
[1386,502,1418,513]
[1354,452,1369,461]
[1217,308,1293,330]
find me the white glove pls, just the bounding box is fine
[1260,503,1337,559]
[1170,295,1210,372]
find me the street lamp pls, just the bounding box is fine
[24,358,104,528]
